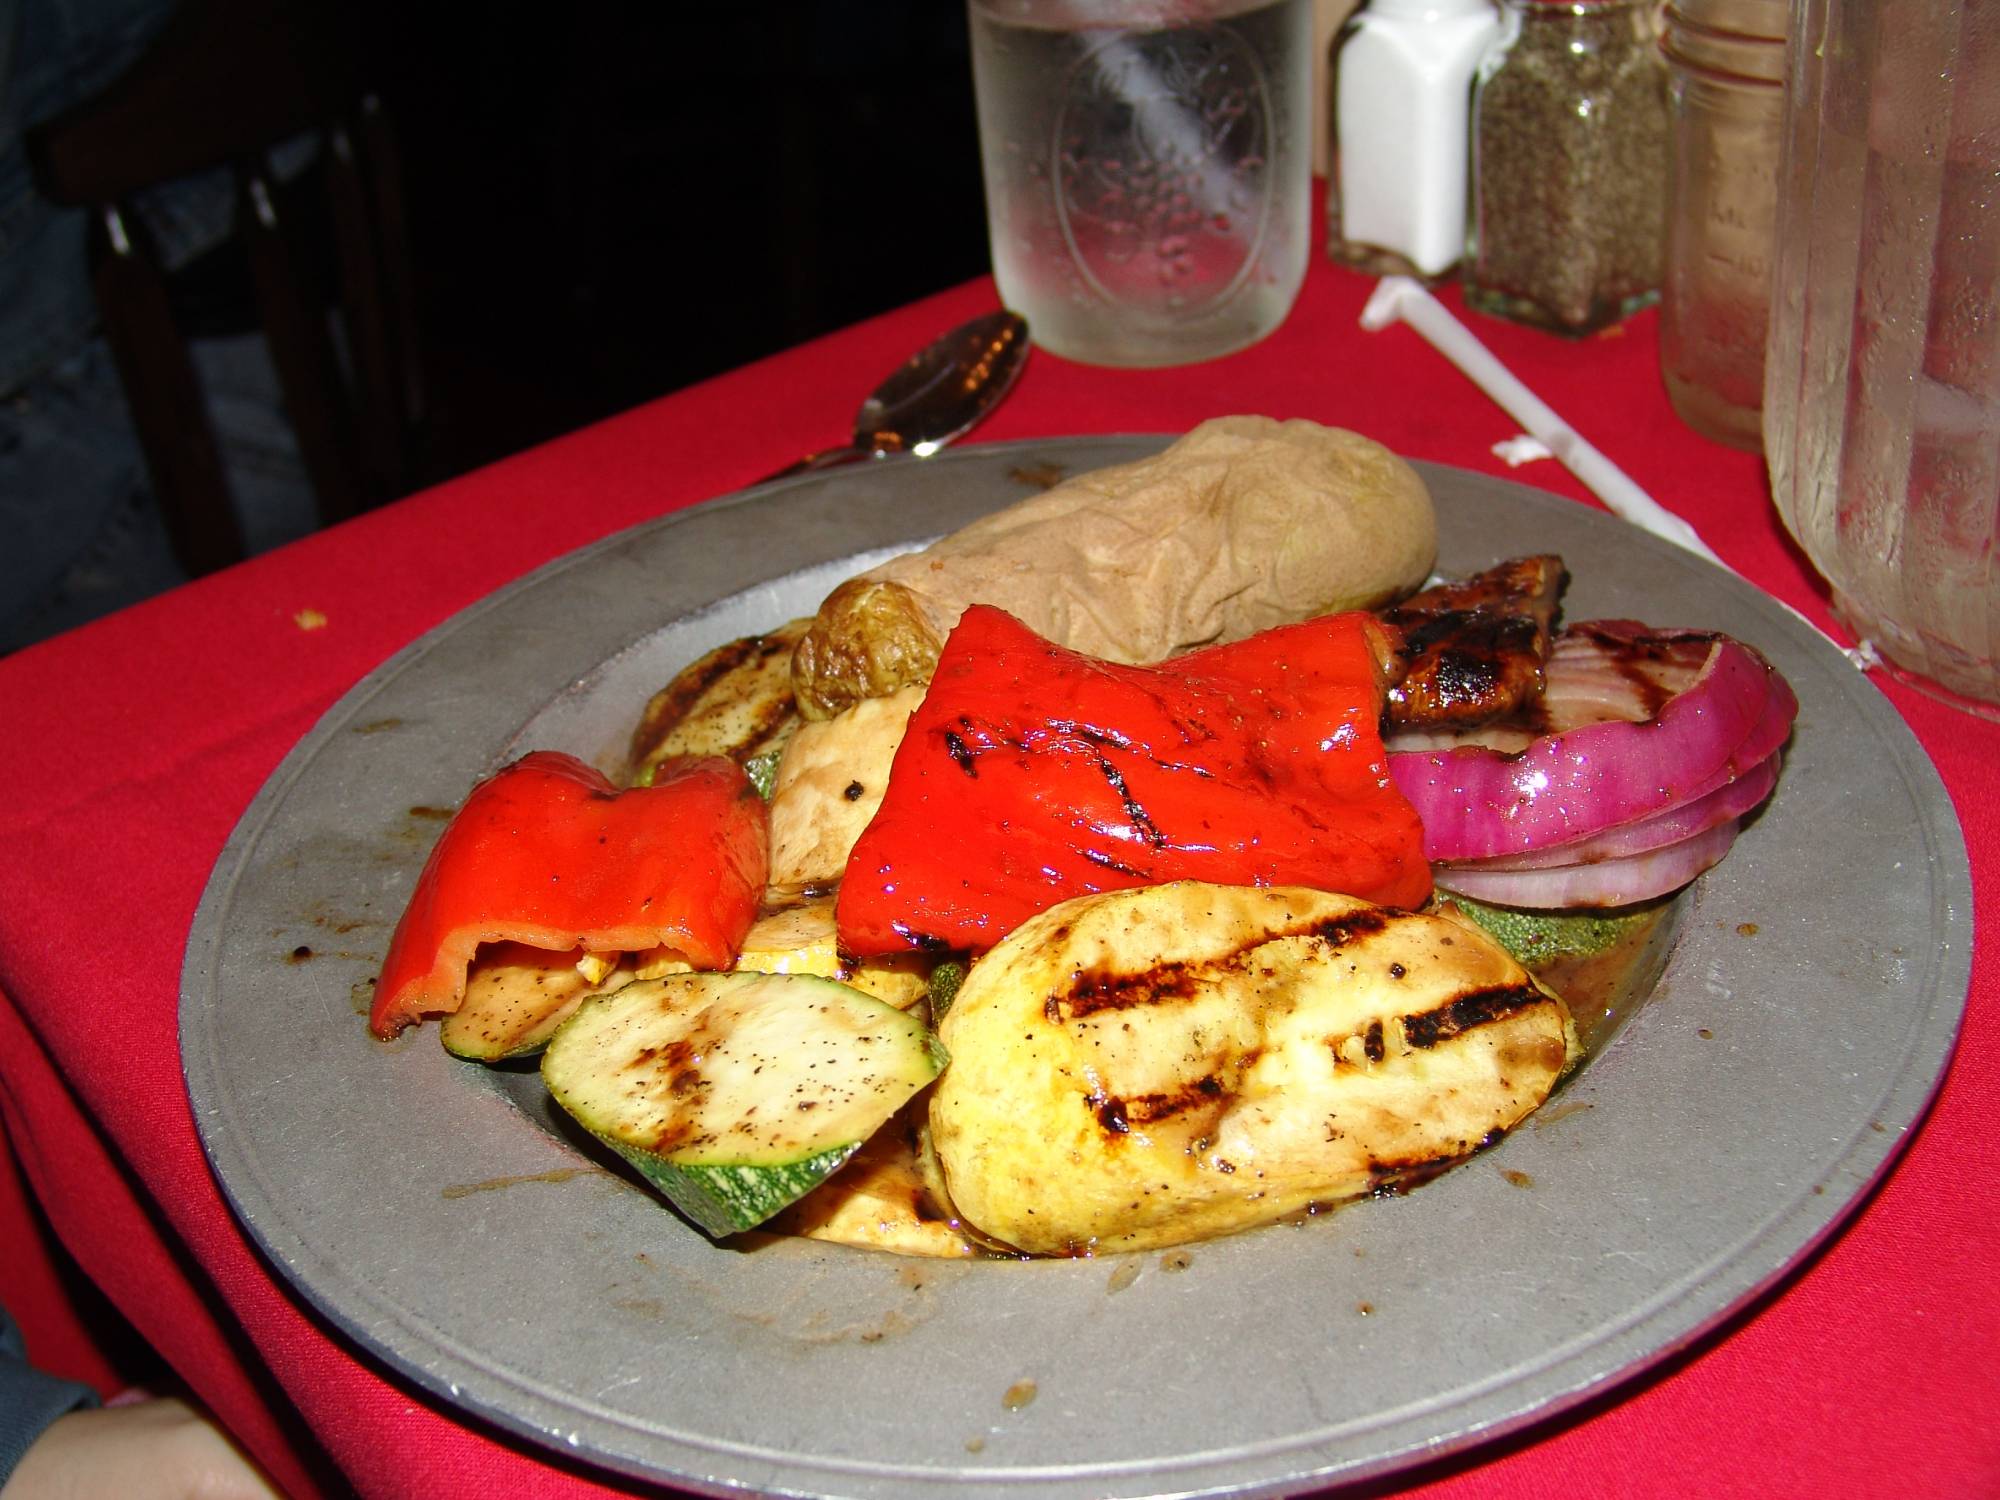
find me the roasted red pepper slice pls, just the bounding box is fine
[836,606,1431,955]
[369,751,768,1038]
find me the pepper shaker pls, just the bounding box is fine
[1658,0,1788,450]
[1327,0,1502,281]
[1465,0,1670,335]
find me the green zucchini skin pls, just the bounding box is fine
[615,1143,864,1239]
[541,971,946,1235]
[441,942,606,1061]
[1445,893,1666,964]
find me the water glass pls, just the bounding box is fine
[965,0,1314,367]
[1763,0,2000,717]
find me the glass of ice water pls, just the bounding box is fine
[1763,0,2000,718]
[966,0,1314,367]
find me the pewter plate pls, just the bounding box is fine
[181,438,1971,1499]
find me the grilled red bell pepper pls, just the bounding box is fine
[836,606,1431,955]
[369,751,767,1038]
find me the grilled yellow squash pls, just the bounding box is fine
[929,882,1579,1256]
[765,1103,982,1259]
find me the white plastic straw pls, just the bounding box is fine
[1360,276,1724,565]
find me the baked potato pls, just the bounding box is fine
[791,416,1437,719]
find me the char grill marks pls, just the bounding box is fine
[627,622,803,769]
[1047,909,1392,1024]
[1532,621,1721,732]
[1042,917,1554,1145]
[1399,983,1551,1047]
[1378,555,1567,730]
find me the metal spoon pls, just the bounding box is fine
[766,309,1030,480]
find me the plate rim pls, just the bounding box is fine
[181,434,1973,1499]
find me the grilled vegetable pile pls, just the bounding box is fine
[366,418,1796,1259]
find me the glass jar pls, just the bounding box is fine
[966,0,1315,368]
[1764,0,2000,717]
[1326,0,1501,281]
[1465,0,1669,335]
[1658,0,1787,451]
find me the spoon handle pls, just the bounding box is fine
[758,444,880,483]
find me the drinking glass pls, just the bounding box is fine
[966,0,1314,367]
[1763,0,2000,717]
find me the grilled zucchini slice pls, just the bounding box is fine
[630,889,932,1008]
[445,892,931,1064]
[542,972,946,1236]
[626,619,810,786]
[440,943,615,1061]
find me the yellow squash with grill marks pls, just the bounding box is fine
[929,882,1580,1256]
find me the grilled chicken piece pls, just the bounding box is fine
[1387,619,1724,755]
[1379,555,1567,731]
[929,881,1579,1256]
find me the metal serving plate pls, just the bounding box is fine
[182,437,1971,1499]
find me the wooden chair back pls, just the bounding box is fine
[28,0,422,576]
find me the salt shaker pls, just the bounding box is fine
[1658,0,1788,451]
[1327,0,1502,281]
[1465,0,1670,335]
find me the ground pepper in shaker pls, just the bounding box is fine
[1658,0,1788,451]
[1465,0,1670,335]
[1327,0,1502,281]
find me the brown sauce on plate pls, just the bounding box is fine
[1527,899,1683,1059]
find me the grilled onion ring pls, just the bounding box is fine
[1389,624,1797,863]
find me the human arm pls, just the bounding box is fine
[0,1304,279,1500]
[0,1304,96,1493]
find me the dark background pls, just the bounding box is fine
[371,1,995,482]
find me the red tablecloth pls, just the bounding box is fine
[2,241,1995,1499]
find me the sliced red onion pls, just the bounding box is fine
[1448,750,1780,872]
[1389,624,1797,862]
[1435,818,1743,909]
[1536,620,1716,732]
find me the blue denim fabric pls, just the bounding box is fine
[0,0,180,393]
[0,1299,100,1488]
[0,339,157,647]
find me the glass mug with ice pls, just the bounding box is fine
[967,0,1313,367]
